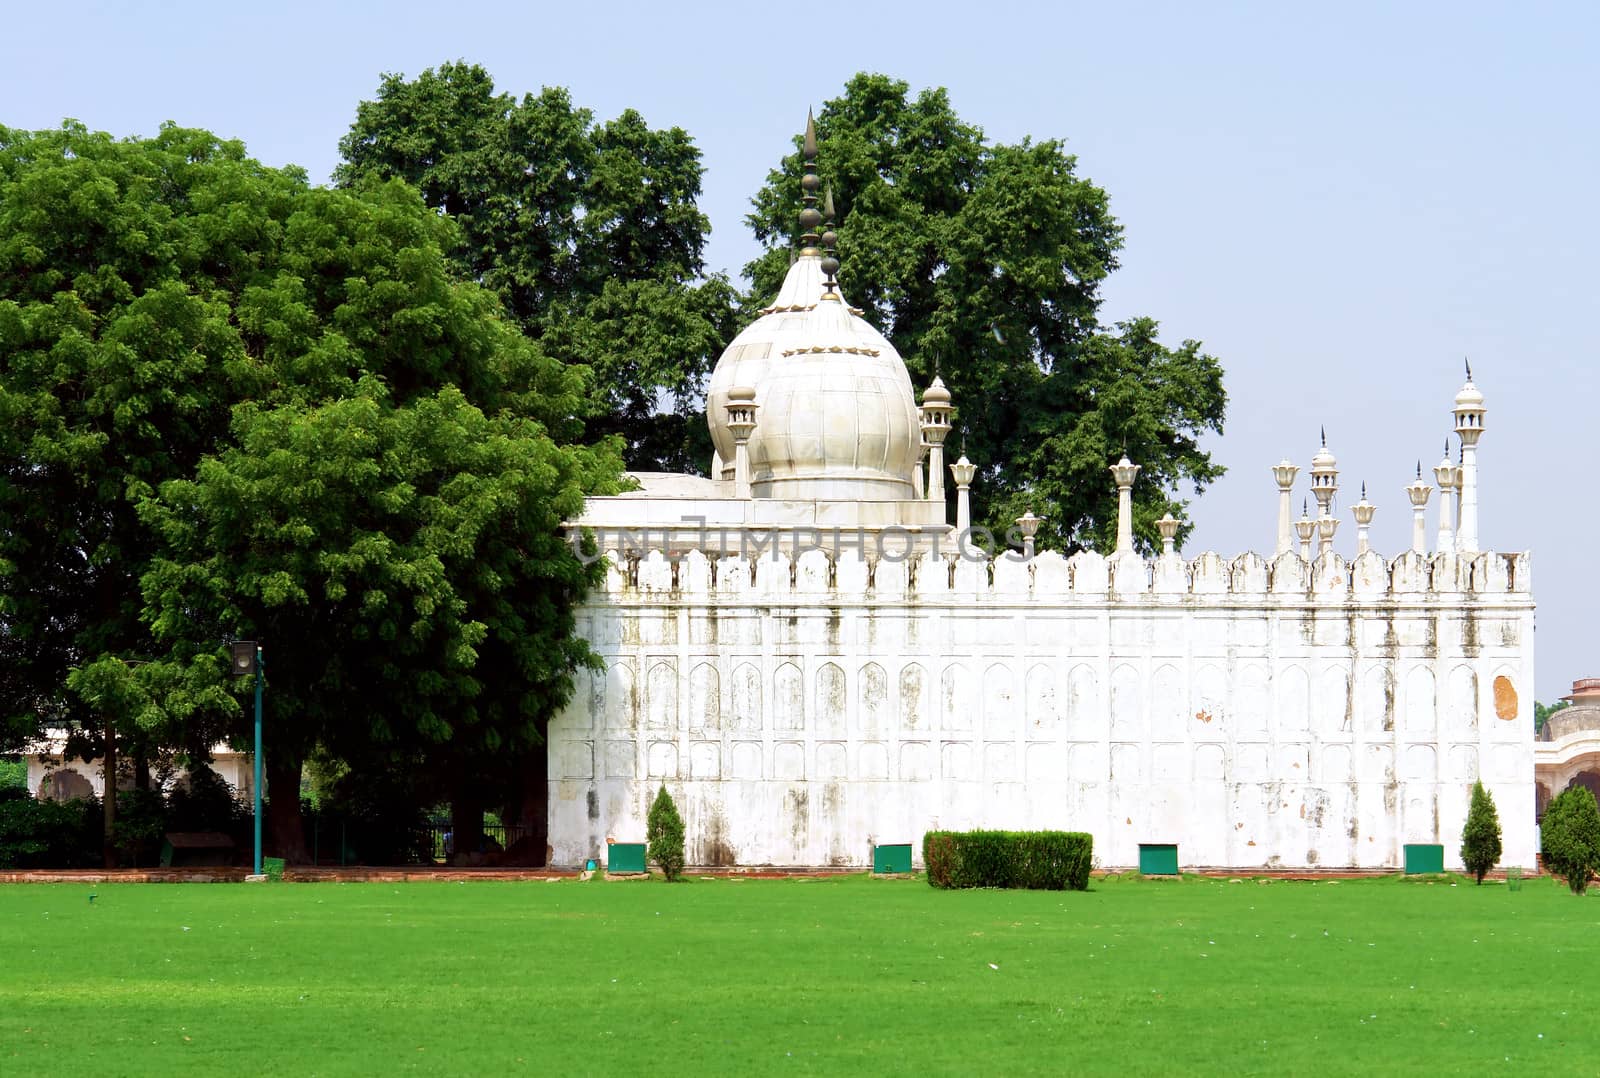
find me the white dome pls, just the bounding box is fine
[706,254,921,500]
[706,253,828,476]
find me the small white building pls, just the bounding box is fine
[1535,679,1600,816]
[546,121,1535,872]
[25,735,252,803]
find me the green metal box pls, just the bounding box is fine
[1403,843,1444,874]
[1139,843,1179,876]
[873,843,913,874]
[607,842,647,873]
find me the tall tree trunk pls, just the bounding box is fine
[510,740,549,866]
[450,780,484,865]
[265,755,309,864]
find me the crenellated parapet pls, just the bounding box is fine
[596,546,1533,605]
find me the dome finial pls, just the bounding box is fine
[798,109,822,250]
[820,185,840,295]
[1464,355,1472,381]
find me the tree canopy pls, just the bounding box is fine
[0,120,618,860]
[335,62,738,474]
[746,74,1226,552]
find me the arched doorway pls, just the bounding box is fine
[39,769,94,802]
[1566,770,1600,804]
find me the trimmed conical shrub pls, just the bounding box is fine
[647,784,685,881]
[1460,781,1502,884]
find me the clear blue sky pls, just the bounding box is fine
[3,1,1594,700]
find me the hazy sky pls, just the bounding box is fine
[3,1,1594,699]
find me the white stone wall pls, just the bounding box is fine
[547,546,1536,871]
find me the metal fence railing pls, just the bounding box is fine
[300,817,535,866]
[420,822,536,863]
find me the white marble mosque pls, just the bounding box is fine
[547,119,1539,872]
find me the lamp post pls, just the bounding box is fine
[232,641,263,877]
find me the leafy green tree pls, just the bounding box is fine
[1535,699,1569,732]
[646,784,685,881]
[1459,781,1501,884]
[139,179,620,860]
[0,122,306,860]
[1541,785,1600,895]
[1,120,619,862]
[746,74,1226,552]
[335,62,738,474]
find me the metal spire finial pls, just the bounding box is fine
[798,109,821,249]
[819,185,840,293]
[1320,425,1326,448]
[1465,356,1472,381]
[1416,460,1422,479]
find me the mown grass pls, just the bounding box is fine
[3,872,1597,1075]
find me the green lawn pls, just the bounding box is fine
[3,873,1596,1075]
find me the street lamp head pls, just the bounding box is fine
[232,640,260,676]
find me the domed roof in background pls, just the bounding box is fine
[703,114,922,501]
[745,288,920,501]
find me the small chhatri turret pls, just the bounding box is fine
[1110,455,1141,555]
[1016,511,1042,559]
[1453,360,1485,553]
[1351,481,1376,554]
[1309,427,1339,517]
[1434,436,1459,554]
[952,452,977,546]
[1404,461,1433,554]
[1156,512,1180,557]
[1272,458,1300,555]
[921,377,953,505]
[1294,498,1315,561]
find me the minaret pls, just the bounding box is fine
[1294,499,1315,560]
[1351,482,1376,554]
[921,378,953,506]
[725,386,757,499]
[1156,513,1179,557]
[1016,512,1042,559]
[1309,430,1339,557]
[1272,459,1299,555]
[1404,462,1432,554]
[1433,439,1459,554]
[1110,455,1141,555]
[1453,361,1485,553]
[951,454,977,541]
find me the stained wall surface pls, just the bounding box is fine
[546,546,1536,870]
